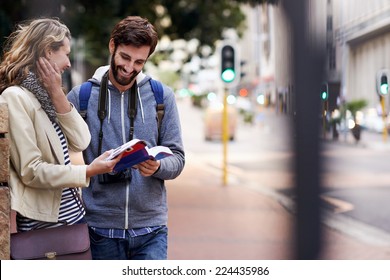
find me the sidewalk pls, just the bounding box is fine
[166,130,390,260]
[166,152,295,260]
[325,126,390,150]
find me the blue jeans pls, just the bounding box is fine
[88,226,168,260]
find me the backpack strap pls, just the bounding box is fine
[79,81,93,119]
[149,79,165,134]
[79,77,165,141]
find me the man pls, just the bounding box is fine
[67,16,185,260]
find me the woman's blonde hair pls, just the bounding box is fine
[0,18,71,93]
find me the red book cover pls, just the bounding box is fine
[106,139,173,173]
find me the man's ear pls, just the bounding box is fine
[109,39,115,55]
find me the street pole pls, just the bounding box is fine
[222,88,229,186]
[322,101,328,139]
[219,41,238,186]
[380,96,388,142]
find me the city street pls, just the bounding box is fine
[166,97,390,259]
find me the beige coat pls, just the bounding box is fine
[2,86,91,223]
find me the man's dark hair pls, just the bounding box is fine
[110,16,158,57]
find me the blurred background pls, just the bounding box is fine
[2,0,390,260]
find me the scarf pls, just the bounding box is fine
[20,72,57,123]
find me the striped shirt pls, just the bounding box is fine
[17,122,85,232]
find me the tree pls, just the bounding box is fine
[345,99,368,142]
[0,0,278,74]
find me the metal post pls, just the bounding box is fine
[322,101,328,139]
[380,96,388,142]
[222,88,229,186]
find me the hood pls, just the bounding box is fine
[91,65,147,86]
[89,65,149,125]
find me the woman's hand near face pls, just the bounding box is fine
[36,57,62,91]
[36,57,71,113]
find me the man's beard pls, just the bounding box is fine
[110,57,139,86]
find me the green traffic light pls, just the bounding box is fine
[380,84,388,95]
[221,69,236,83]
[321,83,328,100]
[380,84,388,94]
[380,74,388,95]
[221,44,236,84]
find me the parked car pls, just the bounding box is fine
[204,103,238,141]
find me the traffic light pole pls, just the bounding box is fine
[219,41,239,186]
[222,87,229,186]
[322,100,328,139]
[380,96,388,142]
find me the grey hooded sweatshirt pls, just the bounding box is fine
[67,66,185,229]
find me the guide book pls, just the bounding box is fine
[106,139,173,173]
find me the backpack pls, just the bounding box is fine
[78,79,165,132]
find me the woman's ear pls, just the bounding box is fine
[44,48,52,60]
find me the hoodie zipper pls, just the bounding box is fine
[120,92,130,230]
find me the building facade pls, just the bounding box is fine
[240,0,325,114]
[240,0,390,120]
[334,0,390,110]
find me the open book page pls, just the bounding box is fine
[146,146,173,160]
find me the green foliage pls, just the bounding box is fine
[244,0,279,5]
[0,0,278,73]
[345,99,368,119]
[152,69,180,88]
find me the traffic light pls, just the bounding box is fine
[239,88,248,97]
[220,44,236,84]
[380,73,388,95]
[377,70,389,96]
[321,83,328,101]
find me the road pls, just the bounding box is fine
[176,97,390,247]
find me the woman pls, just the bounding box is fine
[0,18,121,231]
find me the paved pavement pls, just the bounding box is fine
[166,121,390,260]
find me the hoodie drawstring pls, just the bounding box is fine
[137,87,145,124]
[107,88,111,123]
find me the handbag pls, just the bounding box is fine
[10,223,92,260]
